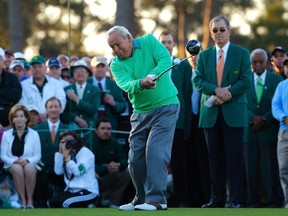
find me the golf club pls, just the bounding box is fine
[153,39,201,81]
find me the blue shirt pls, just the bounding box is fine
[272,79,288,131]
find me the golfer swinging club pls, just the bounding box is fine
[106,26,179,211]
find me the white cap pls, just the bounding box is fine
[27,105,39,114]
[9,60,24,70]
[14,52,26,60]
[0,47,5,60]
[91,56,108,67]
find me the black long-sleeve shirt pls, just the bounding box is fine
[0,70,22,127]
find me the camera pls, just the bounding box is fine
[65,139,77,149]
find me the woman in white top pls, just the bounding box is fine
[0,104,41,208]
[47,131,99,208]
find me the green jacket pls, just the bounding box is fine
[61,83,100,127]
[243,71,283,144]
[87,77,126,130]
[171,58,192,129]
[194,43,251,128]
[110,34,179,113]
[33,121,69,170]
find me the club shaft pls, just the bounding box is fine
[153,55,193,81]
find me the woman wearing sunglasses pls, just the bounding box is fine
[47,131,99,208]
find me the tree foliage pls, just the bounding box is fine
[0,0,287,58]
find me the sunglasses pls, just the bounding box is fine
[273,54,285,58]
[212,28,226,33]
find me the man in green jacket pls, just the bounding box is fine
[61,60,100,128]
[33,96,68,207]
[87,56,126,132]
[106,25,179,211]
[194,15,251,208]
[244,48,283,207]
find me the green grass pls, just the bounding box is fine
[0,208,287,216]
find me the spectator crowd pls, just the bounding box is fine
[0,19,288,209]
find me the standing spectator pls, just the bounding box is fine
[0,104,41,208]
[57,54,69,68]
[0,47,22,129]
[193,15,251,208]
[283,58,288,78]
[186,50,211,207]
[81,56,92,72]
[61,60,100,128]
[87,56,126,132]
[271,47,287,79]
[19,55,66,122]
[244,48,283,207]
[33,97,68,207]
[9,59,27,81]
[47,131,99,208]
[272,71,288,209]
[90,117,131,207]
[158,30,192,207]
[60,66,73,83]
[4,49,14,70]
[47,58,70,88]
[106,26,179,211]
[13,52,26,61]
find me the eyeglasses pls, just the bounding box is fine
[212,28,226,33]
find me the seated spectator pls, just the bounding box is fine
[61,60,100,128]
[33,97,68,207]
[0,47,22,129]
[47,58,69,88]
[0,104,41,208]
[9,59,28,81]
[89,117,131,207]
[47,131,99,208]
[19,55,66,122]
[28,106,41,127]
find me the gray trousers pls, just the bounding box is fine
[277,130,288,208]
[128,104,179,205]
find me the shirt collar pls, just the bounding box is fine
[48,119,60,131]
[131,38,141,56]
[76,82,87,89]
[216,41,230,54]
[254,70,267,83]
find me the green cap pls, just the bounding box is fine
[30,55,45,65]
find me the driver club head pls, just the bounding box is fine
[186,39,201,56]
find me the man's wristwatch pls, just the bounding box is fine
[281,116,286,123]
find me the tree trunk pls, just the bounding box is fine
[8,0,24,51]
[202,0,212,50]
[177,6,186,58]
[115,0,138,36]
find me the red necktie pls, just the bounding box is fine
[217,48,224,87]
[51,124,56,144]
